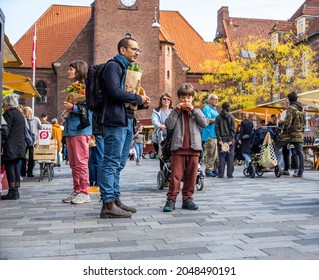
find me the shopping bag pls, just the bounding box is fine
[124,69,144,110]
[258,132,277,168]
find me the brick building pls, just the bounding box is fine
[4,0,318,123]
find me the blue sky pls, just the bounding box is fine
[2,0,304,44]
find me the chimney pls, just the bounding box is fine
[216,6,229,39]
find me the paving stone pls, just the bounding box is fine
[1,159,319,260]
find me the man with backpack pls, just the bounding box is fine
[275,92,306,178]
[98,36,151,219]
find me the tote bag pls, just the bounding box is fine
[258,132,277,168]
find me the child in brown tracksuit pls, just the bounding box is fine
[163,83,208,212]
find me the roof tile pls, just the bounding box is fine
[14,5,91,68]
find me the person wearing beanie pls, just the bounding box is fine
[275,92,306,178]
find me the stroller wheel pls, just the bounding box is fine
[256,168,263,176]
[157,170,166,190]
[196,176,204,191]
[248,164,256,178]
[274,165,282,177]
[243,167,249,177]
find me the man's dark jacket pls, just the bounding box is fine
[100,59,143,127]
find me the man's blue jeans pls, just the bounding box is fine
[100,119,133,203]
[89,135,104,187]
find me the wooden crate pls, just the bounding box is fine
[34,139,57,161]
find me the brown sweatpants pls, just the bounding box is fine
[167,154,199,202]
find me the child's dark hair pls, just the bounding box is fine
[177,83,195,97]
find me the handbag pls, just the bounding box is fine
[258,132,277,168]
[24,127,35,147]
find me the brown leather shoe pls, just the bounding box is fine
[115,200,137,213]
[100,202,132,219]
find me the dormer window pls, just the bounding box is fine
[271,33,279,47]
[297,17,306,35]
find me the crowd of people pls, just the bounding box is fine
[1,36,307,218]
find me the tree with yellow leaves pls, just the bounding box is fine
[198,34,319,110]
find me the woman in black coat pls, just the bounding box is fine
[1,94,26,200]
[239,113,254,166]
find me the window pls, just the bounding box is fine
[305,109,311,132]
[271,33,279,47]
[302,52,309,77]
[166,70,170,79]
[35,81,47,104]
[297,17,306,35]
[274,65,280,83]
[286,58,294,80]
[240,50,254,59]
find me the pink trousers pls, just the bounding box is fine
[66,135,90,194]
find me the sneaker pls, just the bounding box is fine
[282,170,290,175]
[293,172,303,178]
[182,198,199,210]
[205,171,217,177]
[163,200,175,212]
[62,191,78,203]
[71,193,91,204]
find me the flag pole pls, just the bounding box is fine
[31,23,37,118]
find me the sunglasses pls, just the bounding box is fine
[162,98,171,101]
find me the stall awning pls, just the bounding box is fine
[2,72,40,98]
[4,34,23,67]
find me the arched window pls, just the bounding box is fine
[35,81,47,103]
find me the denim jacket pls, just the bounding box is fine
[63,103,92,136]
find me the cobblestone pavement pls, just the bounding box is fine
[0,158,319,260]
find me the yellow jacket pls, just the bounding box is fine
[52,123,63,151]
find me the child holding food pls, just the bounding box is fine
[162,83,208,212]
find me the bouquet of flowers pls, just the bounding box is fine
[61,82,86,119]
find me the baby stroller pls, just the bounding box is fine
[156,130,205,191]
[243,126,282,178]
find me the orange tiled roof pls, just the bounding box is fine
[290,0,319,21]
[270,21,295,33]
[160,11,229,73]
[223,17,283,60]
[307,16,319,35]
[14,5,91,68]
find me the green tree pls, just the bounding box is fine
[199,35,319,110]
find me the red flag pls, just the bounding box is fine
[31,24,37,70]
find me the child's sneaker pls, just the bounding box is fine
[182,198,199,210]
[163,200,175,212]
[71,193,91,204]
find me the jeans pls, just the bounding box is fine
[134,142,144,161]
[89,135,104,187]
[100,118,133,203]
[275,140,304,175]
[242,153,251,165]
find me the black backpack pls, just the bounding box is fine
[85,63,107,113]
[85,59,122,114]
